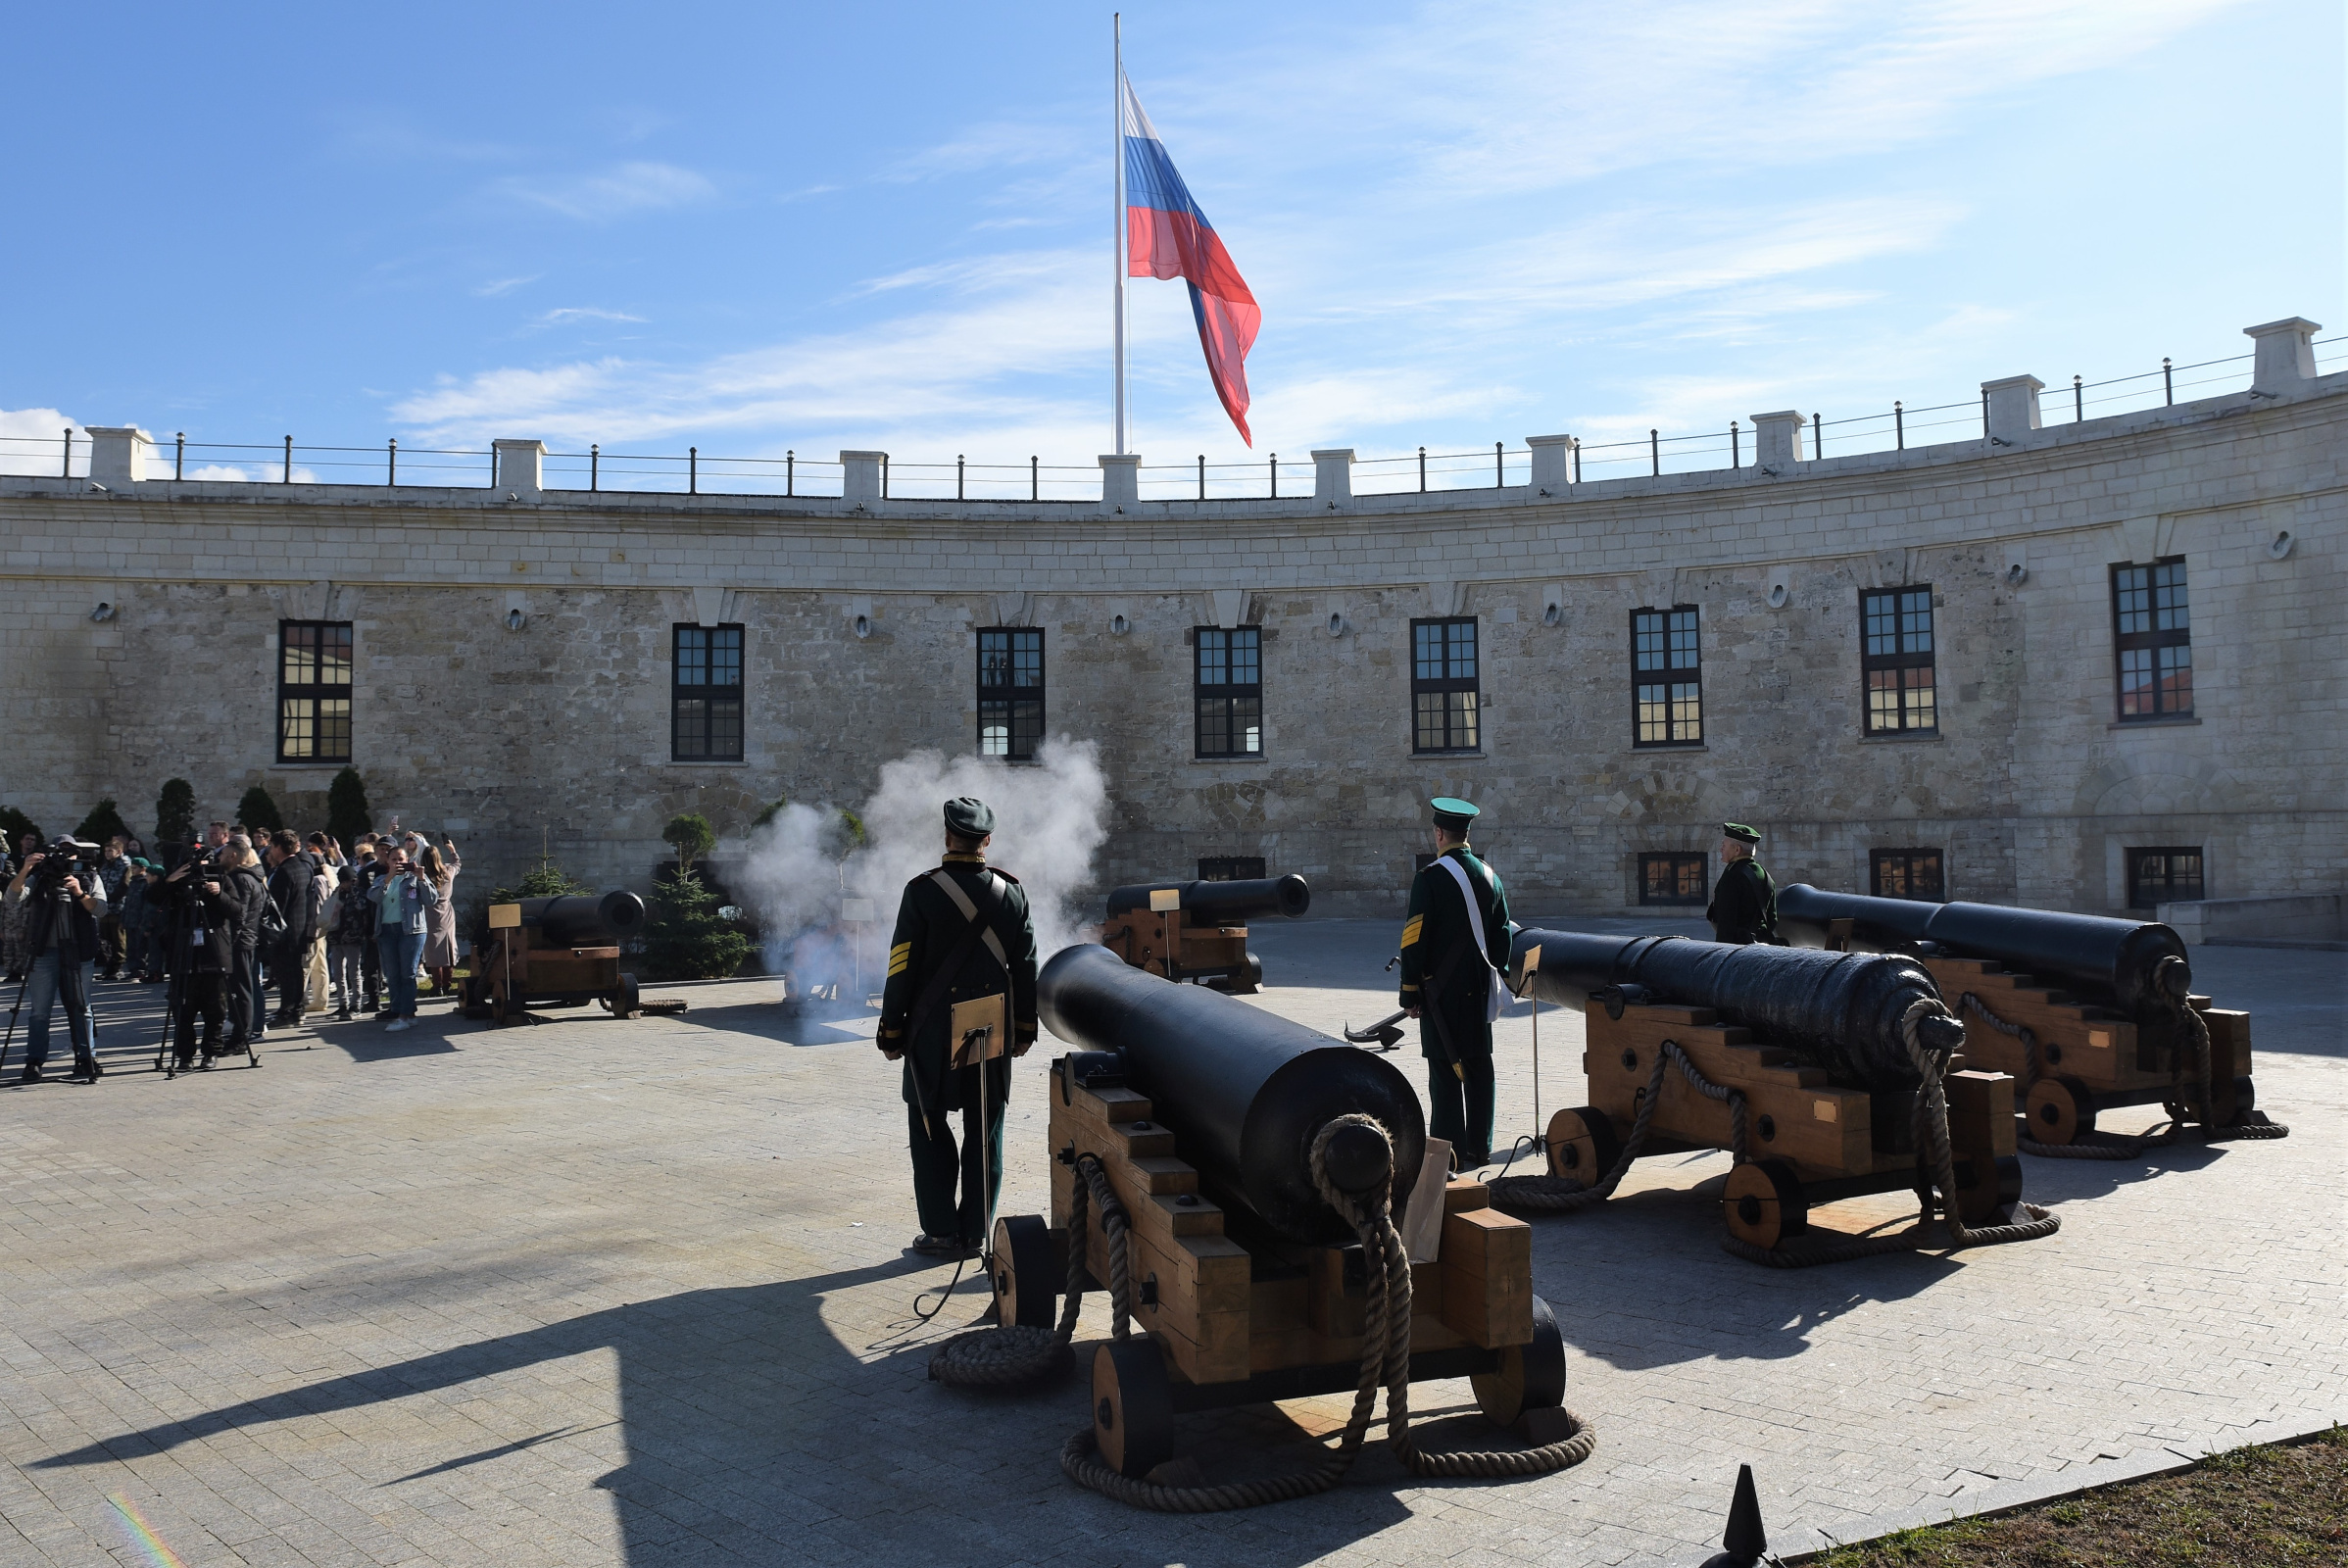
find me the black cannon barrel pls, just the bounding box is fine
[1774,885,2188,1018]
[1506,928,1950,1091]
[1104,873,1310,922]
[521,892,647,948]
[1039,942,1422,1243]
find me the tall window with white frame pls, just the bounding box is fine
[2112,559,2191,720]
[1410,617,1480,753]
[978,627,1044,760]
[1861,586,1936,733]
[1195,626,1263,758]
[278,620,353,763]
[671,624,744,761]
[1632,606,1702,746]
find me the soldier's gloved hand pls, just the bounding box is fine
[1404,1005,1422,1019]
[879,1046,903,1061]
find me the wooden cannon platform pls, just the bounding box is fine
[1100,895,1262,993]
[1541,999,2024,1254]
[992,1057,1567,1480]
[464,902,641,1026]
[1920,955,2254,1146]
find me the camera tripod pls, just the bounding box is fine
[152,964,262,1079]
[0,893,103,1086]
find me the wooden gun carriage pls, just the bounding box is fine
[1001,945,1566,1480]
[465,892,645,1025]
[1098,874,1309,995]
[1513,931,2025,1256]
[1777,886,2261,1147]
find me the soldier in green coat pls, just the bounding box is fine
[1396,798,1511,1171]
[876,797,1039,1259]
[1706,822,1779,945]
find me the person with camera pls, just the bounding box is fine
[159,850,237,1070]
[372,843,440,1032]
[6,841,107,1085]
[263,830,319,1027]
[218,840,269,1051]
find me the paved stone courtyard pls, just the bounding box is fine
[1,922,2339,1567]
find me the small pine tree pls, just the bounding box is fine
[155,778,196,848]
[661,812,716,877]
[750,795,789,829]
[837,808,868,849]
[235,784,284,835]
[0,805,43,851]
[639,869,751,981]
[484,855,594,906]
[73,799,130,846]
[326,766,372,847]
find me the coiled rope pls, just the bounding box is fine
[927,1154,1119,1388]
[1490,1002,2061,1267]
[1060,1114,1597,1511]
[1957,963,2287,1160]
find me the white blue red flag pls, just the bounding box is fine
[1123,76,1260,445]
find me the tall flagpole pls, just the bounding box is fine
[1112,12,1127,455]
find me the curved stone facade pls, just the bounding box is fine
[3,347,2340,919]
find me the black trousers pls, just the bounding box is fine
[905,1060,1009,1244]
[273,940,309,1019]
[173,974,226,1063]
[360,930,381,1006]
[228,945,257,1044]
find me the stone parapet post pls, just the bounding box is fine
[83,426,151,488]
[1099,454,1140,504]
[1311,449,1354,501]
[1749,411,1806,470]
[1981,375,2043,444]
[1527,434,1573,493]
[494,439,547,498]
[2245,317,2321,395]
[841,451,886,501]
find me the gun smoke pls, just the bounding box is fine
[730,738,1110,1001]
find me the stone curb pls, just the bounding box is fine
[1775,1412,2348,1562]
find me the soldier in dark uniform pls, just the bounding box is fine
[1396,798,1511,1171]
[876,797,1039,1259]
[1706,822,1779,945]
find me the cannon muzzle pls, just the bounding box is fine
[1038,943,1423,1243]
[1774,884,2189,1019]
[521,892,647,948]
[1507,927,1947,1091]
[1103,874,1309,923]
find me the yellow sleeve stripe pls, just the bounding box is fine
[1399,982,1419,993]
[1399,916,1424,948]
[886,943,911,977]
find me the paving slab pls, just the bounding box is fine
[0,926,2339,1566]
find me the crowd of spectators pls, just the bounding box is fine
[1,821,461,1082]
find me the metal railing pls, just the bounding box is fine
[5,335,2338,497]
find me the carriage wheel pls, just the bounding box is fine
[1723,1158,1809,1250]
[2025,1076,2097,1145]
[991,1215,1057,1330]
[1092,1339,1175,1480]
[491,981,528,1026]
[1545,1105,1623,1182]
[606,973,640,1020]
[1955,1152,2025,1226]
[1472,1294,1567,1427]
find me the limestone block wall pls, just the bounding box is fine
[1,349,2339,922]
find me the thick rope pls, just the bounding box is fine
[1061,1114,1596,1510]
[1957,975,2286,1161]
[1487,1040,1735,1213]
[928,1153,1112,1388]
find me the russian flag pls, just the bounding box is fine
[1123,77,1260,446]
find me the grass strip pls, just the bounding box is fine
[1813,1426,2344,1566]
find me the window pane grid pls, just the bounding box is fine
[2127,847,2204,908]
[1631,607,1701,745]
[2112,559,2191,720]
[1410,618,1480,752]
[1860,587,1936,734]
[1639,853,1707,906]
[278,619,354,763]
[979,629,1045,759]
[672,624,744,761]
[1871,848,1945,902]
[1194,628,1263,759]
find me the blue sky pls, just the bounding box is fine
[1,0,2339,496]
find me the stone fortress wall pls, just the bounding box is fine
[0,317,2339,921]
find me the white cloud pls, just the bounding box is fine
[0,408,79,476]
[498,161,716,220]
[475,274,541,297]
[540,307,647,324]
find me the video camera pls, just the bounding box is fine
[23,837,100,894]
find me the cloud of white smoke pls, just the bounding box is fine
[730,738,1110,1002]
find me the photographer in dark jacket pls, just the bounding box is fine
[6,844,106,1084]
[264,830,318,1026]
[220,842,269,1050]
[160,852,236,1069]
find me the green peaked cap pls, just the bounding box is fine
[1430,797,1480,832]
